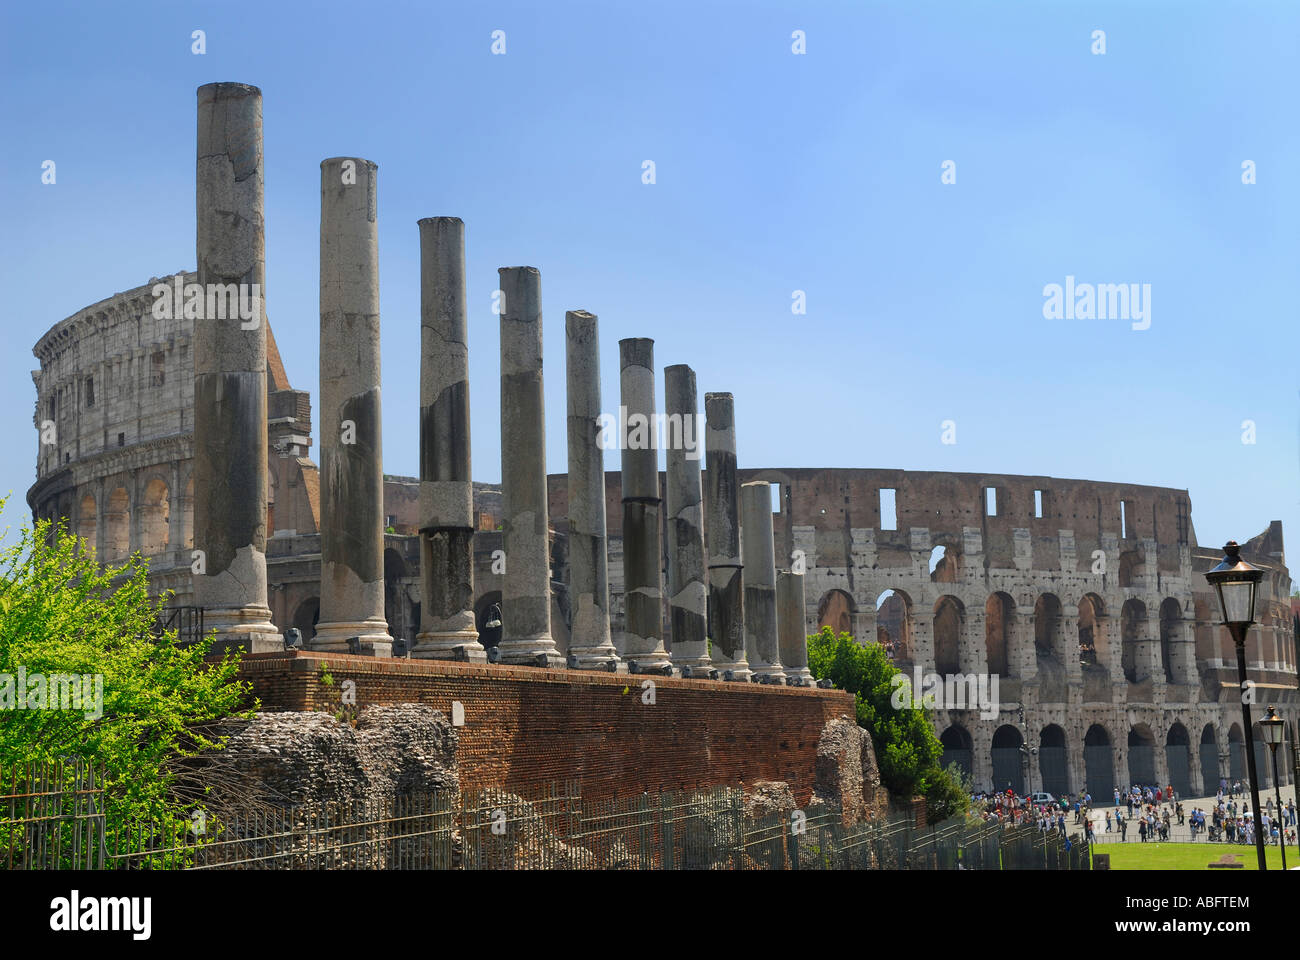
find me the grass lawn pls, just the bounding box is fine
[1099,842,1294,870]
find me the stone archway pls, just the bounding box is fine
[1039,724,1069,797]
[1128,724,1157,787]
[1199,724,1220,796]
[1083,724,1115,799]
[933,595,964,675]
[985,592,1014,678]
[991,725,1025,795]
[940,725,974,781]
[1165,722,1191,798]
[816,588,854,637]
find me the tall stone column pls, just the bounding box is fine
[741,480,785,682]
[619,339,671,673]
[564,310,619,670]
[313,157,391,655]
[193,82,280,652]
[664,364,711,676]
[703,392,749,680]
[777,570,813,685]
[498,267,563,666]
[410,218,486,662]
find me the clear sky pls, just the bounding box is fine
[1,0,1296,559]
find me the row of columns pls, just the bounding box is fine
[190,81,816,681]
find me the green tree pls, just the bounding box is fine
[0,503,255,863]
[807,626,967,823]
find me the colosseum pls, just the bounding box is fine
[30,274,1298,802]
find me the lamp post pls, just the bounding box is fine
[1205,540,1268,870]
[1260,706,1287,869]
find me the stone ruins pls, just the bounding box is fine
[27,82,1298,801]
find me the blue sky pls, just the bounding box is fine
[1,0,1296,559]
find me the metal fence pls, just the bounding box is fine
[2,762,1090,871]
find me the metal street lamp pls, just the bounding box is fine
[1205,540,1268,870]
[1261,706,1287,869]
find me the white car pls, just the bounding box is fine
[1030,792,1056,805]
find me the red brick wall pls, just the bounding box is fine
[235,651,854,805]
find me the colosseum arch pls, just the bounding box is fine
[1033,593,1065,702]
[76,493,97,559]
[1251,722,1272,789]
[1118,548,1143,589]
[1083,724,1115,799]
[984,592,1014,678]
[875,589,913,668]
[292,597,320,642]
[1165,722,1191,798]
[1128,724,1157,786]
[183,472,194,549]
[138,475,170,556]
[817,588,855,638]
[1199,725,1220,796]
[991,725,1025,794]
[1077,592,1107,666]
[1039,724,1069,797]
[933,595,964,675]
[928,543,959,583]
[1158,598,1181,684]
[1227,723,1245,781]
[1121,598,1147,684]
[939,725,973,781]
[104,485,131,561]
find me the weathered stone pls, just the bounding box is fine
[497,267,562,666]
[740,480,785,681]
[619,338,669,670]
[564,310,619,669]
[314,157,390,654]
[412,218,485,661]
[777,570,813,684]
[703,393,749,678]
[664,364,710,673]
[192,82,280,653]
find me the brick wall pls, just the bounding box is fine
[234,651,855,805]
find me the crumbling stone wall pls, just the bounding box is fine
[202,703,458,808]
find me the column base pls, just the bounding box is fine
[411,628,488,662]
[751,666,788,684]
[784,667,815,686]
[671,655,714,677]
[716,662,752,682]
[566,647,622,671]
[496,636,565,667]
[311,619,394,657]
[203,604,283,655]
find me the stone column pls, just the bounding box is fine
[704,392,750,680]
[410,218,486,661]
[313,157,391,655]
[192,82,280,652]
[777,570,813,685]
[564,310,619,670]
[498,267,563,666]
[664,364,711,676]
[741,480,785,682]
[619,338,671,673]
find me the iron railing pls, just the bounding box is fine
[1,762,1090,871]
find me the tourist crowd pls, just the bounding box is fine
[969,778,1299,847]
